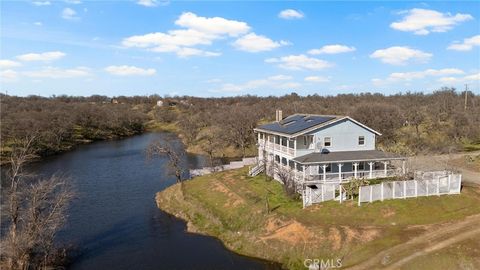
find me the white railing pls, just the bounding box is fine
[258,139,295,156]
[358,174,462,205]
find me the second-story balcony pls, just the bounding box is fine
[258,138,296,156]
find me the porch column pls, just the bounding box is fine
[338,163,343,181]
[353,163,358,179]
[303,165,306,182]
[368,162,374,179]
[322,165,327,183]
[383,161,388,177]
[402,160,406,175]
[293,138,297,156]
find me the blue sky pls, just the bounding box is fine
[0,0,479,97]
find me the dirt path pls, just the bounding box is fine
[409,151,480,185]
[347,214,480,270]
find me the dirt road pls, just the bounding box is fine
[409,151,480,186]
[347,214,480,270]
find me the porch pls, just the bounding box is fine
[291,150,406,183]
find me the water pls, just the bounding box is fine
[25,132,279,270]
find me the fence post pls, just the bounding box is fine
[302,188,306,208]
[369,185,373,203]
[426,180,429,196]
[403,181,406,199]
[447,174,451,193]
[437,177,440,196]
[358,187,361,206]
[381,182,384,201]
[339,185,342,204]
[457,174,462,193]
[333,184,335,199]
[321,184,324,202]
[393,181,396,199]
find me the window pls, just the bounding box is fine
[358,162,365,170]
[324,137,331,147]
[281,157,287,166]
[303,136,307,146]
[358,136,365,145]
[325,164,332,172]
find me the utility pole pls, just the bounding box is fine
[464,84,468,111]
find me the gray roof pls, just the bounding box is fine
[256,114,336,135]
[293,150,405,164]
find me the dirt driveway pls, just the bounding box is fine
[347,214,480,270]
[408,151,480,186]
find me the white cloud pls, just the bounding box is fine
[308,44,356,55]
[390,8,473,35]
[268,75,293,81]
[175,12,250,37]
[0,60,22,68]
[265,54,332,70]
[65,0,82,4]
[17,51,66,62]
[233,33,289,52]
[304,76,330,82]
[370,46,432,65]
[278,9,304,20]
[438,72,480,84]
[447,35,480,51]
[123,12,252,57]
[62,8,79,20]
[24,66,91,78]
[32,1,51,6]
[211,75,300,93]
[137,0,169,7]
[34,22,43,26]
[105,65,156,76]
[0,70,19,82]
[175,47,221,58]
[373,68,464,85]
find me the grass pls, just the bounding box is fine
[156,167,480,269]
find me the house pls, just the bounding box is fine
[250,110,406,185]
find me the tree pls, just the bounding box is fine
[1,136,75,270]
[146,139,187,185]
[275,165,297,199]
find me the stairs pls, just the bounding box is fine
[248,163,264,177]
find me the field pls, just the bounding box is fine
[156,167,480,269]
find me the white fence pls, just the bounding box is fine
[303,184,345,208]
[358,173,461,206]
[189,157,257,178]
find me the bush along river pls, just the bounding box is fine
[26,132,280,270]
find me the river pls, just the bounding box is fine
[26,132,279,270]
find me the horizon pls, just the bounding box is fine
[1,1,479,97]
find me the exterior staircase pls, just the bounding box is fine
[248,162,264,177]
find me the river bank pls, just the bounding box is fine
[156,167,480,269]
[19,132,276,270]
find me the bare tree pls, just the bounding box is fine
[146,139,187,185]
[1,136,75,270]
[275,166,297,198]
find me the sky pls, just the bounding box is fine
[0,0,479,97]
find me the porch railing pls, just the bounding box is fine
[258,139,295,156]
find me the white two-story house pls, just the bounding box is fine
[250,110,406,185]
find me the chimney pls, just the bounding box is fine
[276,110,283,122]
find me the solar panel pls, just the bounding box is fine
[258,114,335,135]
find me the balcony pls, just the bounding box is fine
[258,139,295,156]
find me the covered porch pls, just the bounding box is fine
[291,150,406,183]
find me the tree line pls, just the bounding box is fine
[2,88,479,163]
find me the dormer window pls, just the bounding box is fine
[324,137,331,147]
[358,136,365,145]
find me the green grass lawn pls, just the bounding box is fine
[156,167,480,269]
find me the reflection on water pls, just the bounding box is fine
[25,133,279,270]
